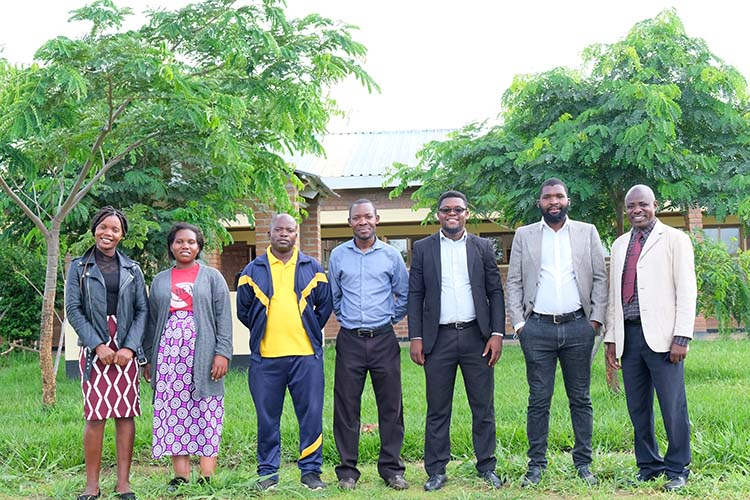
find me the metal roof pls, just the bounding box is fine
[286,129,454,189]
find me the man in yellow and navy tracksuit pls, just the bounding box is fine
[237,213,333,491]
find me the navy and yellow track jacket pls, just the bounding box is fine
[236,249,333,360]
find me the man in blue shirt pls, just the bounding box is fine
[329,199,409,491]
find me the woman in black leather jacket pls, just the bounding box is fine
[65,207,148,500]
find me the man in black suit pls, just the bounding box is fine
[408,190,506,492]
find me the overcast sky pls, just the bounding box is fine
[2,1,750,132]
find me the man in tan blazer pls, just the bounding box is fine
[506,178,608,487]
[605,184,696,492]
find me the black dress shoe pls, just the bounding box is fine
[478,470,504,488]
[167,477,188,493]
[636,472,659,482]
[576,465,598,486]
[76,492,101,500]
[521,467,542,487]
[385,475,409,490]
[424,473,447,491]
[664,475,688,491]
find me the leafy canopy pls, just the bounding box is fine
[388,9,750,239]
[0,0,376,405]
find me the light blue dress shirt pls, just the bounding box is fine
[328,238,409,329]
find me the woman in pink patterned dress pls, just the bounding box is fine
[143,222,233,491]
[66,207,148,500]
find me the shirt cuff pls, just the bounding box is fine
[410,337,422,341]
[490,332,503,337]
[672,335,690,347]
[513,321,525,332]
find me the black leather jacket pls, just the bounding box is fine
[65,246,148,380]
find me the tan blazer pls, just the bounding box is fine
[506,219,608,328]
[605,219,697,357]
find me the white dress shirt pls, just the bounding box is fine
[534,219,582,315]
[439,231,476,324]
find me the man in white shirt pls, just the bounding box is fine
[408,190,506,491]
[506,178,608,487]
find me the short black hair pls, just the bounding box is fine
[348,199,377,218]
[538,178,568,198]
[437,190,468,209]
[167,222,205,260]
[90,206,128,238]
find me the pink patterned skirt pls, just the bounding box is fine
[152,310,224,458]
[79,315,141,421]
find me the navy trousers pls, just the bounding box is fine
[621,321,691,479]
[248,354,324,478]
[519,313,595,469]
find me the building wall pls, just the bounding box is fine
[320,186,420,212]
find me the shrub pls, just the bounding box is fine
[0,242,62,345]
[692,233,750,334]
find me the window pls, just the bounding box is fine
[385,238,409,264]
[322,239,348,269]
[481,233,511,264]
[703,226,741,255]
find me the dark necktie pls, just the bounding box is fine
[622,231,643,303]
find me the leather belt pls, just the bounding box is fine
[438,319,478,330]
[343,323,393,338]
[530,308,585,325]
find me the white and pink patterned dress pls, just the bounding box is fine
[152,265,224,458]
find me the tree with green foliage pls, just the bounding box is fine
[693,234,750,334]
[388,9,750,240]
[0,0,376,406]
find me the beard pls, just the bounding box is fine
[540,204,569,225]
[441,223,463,235]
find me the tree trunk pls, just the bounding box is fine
[40,228,61,407]
[615,198,625,237]
[599,193,626,393]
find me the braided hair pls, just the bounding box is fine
[90,206,129,238]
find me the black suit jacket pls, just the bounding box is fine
[407,232,505,355]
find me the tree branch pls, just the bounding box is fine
[59,97,132,218]
[0,175,49,238]
[188,62,225,78]
[12,269,64,326]
[70,131,160,208]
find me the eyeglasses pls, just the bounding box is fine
[438,207,467,215]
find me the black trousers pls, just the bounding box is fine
[621,320,691,479]
[423,323,496,476]
[333,326,405,481]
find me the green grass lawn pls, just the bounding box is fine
[1,339,749,499]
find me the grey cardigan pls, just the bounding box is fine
[144,263,233,398]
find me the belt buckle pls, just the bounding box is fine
[454,322,464,330]
[357,328,375,338]
[552,314,562,324]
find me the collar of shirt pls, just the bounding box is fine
[439,229,467,244]
[267,246,298,267]
[538,217,570,232]
[344,236,384,254]
[630,218,657,243]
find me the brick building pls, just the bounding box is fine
[63,130,747,375]
[220,129,748,339]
